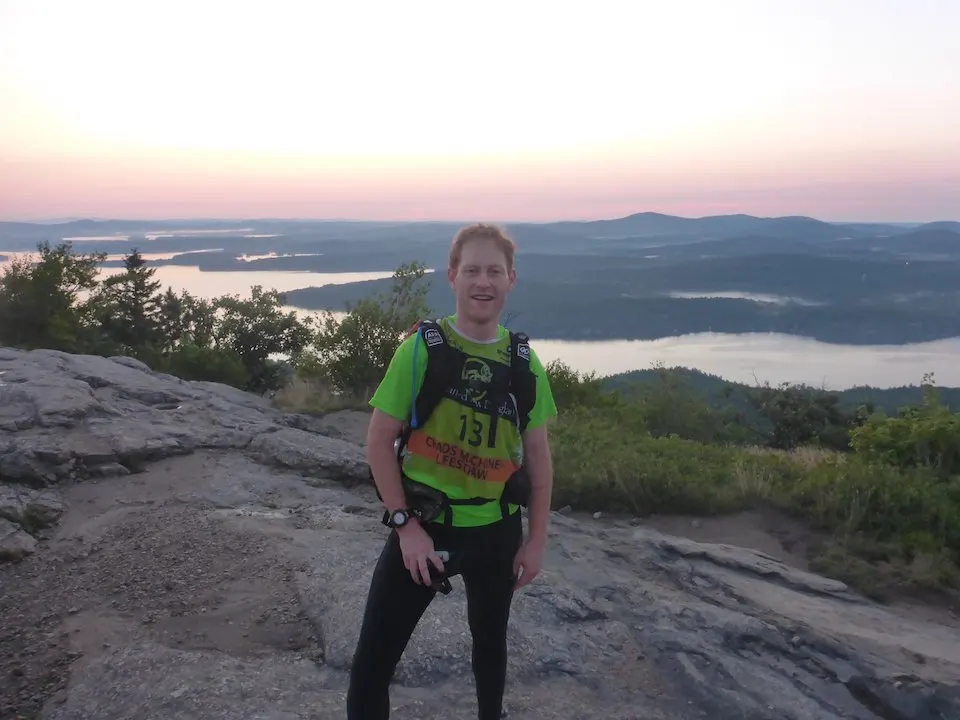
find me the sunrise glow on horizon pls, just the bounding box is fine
[2,0,958,223]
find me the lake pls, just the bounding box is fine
[530,333,960,390]
[0,250,397,298]
[3,252,959,390]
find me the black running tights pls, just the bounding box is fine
[346,510,523,720]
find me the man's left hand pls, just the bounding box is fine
[512,539,545,590]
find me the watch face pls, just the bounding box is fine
[392,510,407,526]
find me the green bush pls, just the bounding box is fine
[550,405,792,516]
[545,360,960,600]
[543,360,624,411]
[850,403,960,477]
[784,457,960,554]
[152,343,250,389]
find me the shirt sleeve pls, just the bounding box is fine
[369,331,428,421]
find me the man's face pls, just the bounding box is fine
[447,238,516,326]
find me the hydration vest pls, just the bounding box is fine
[373,317,537,527]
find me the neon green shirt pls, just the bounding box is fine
[370,315,557,527]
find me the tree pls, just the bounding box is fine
[299,261,432,397]
[543,359,621,412]
[155,288,186,351]
[213,285,314,392]
[0,241,106,351]
[743,380,870,451]
[92,249,164,360]
[181,292,217,350]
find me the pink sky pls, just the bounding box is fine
[2,0,958,223]
[4,152,958,223]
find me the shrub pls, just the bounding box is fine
[543,360,623,411]
[153,343,250,389]
[783,456,960,554]
[550,405,794,516]
[850,402,960,478]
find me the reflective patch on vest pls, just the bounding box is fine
[424,327,443,347]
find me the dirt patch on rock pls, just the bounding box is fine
[0,452,322,720]
[639,508,820,572]
[567,506,822,575]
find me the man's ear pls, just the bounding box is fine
[447,265,457,288]
[508,267,517,290]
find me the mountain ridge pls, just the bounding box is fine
[1,210,953,239]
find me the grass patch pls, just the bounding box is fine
[809,539,960,603]
[271,375,370,415]
[550,406,791,516]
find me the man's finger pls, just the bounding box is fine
[405,555,421,584]
[430,552,445,574]
[418,556,432,586]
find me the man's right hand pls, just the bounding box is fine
[397,521,445,586]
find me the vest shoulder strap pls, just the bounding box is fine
[409,318,457,429]
[508,330,537,433]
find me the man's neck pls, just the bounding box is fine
[451,313,500,343]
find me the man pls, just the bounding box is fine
[346,223,558,719]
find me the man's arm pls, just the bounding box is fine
[366,409,413,518]
[522,423,553,547]
[366,331,425,525]
[519,344,558,547]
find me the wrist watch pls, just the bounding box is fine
[382,507,413,529]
